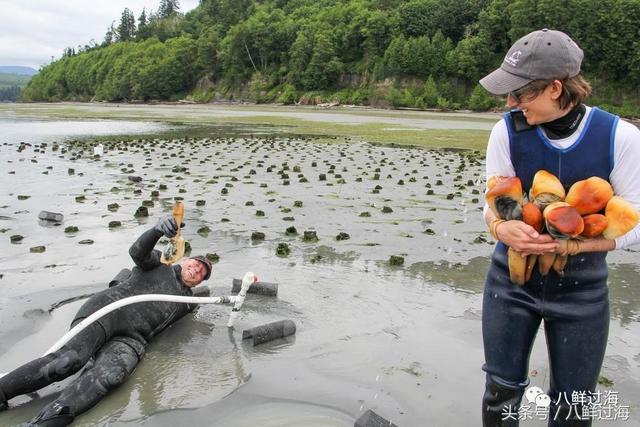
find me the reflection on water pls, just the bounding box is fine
[406,256,490,294]
[608,263,640,326]
[0,117,173,144]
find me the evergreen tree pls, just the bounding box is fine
[158,0,180,18]
[117,8,136,42]
[137,8,150,40]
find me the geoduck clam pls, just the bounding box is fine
[530,170,565,212]
[486,176,528,285]
[603,196,639,240]
[565,177,613,215]
[160,201,186,265]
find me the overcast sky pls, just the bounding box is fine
[0,0,199,70]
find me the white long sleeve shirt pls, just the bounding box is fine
[484,105,640,250]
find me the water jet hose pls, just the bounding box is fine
[0,272,256,379]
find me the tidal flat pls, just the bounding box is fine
[0,103,638,426]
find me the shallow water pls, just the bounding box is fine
[0,116,638,426]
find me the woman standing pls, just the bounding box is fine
[478,29,640,426]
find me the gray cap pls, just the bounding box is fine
[479,29,583,95]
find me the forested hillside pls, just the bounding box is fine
[21,0,640,114]
[0,73,33,102]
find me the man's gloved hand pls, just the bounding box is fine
[154,215,180,238]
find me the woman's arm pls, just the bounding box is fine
[484,119,558,255]
[610,119,640,249]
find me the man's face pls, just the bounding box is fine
[179,259,207,287]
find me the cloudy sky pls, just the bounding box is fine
[0,0,199,70]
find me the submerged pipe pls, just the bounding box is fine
[355,409,398,427]
[232,278,278,296]
[242,319,296,346]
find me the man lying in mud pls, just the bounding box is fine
[0,216,212,426]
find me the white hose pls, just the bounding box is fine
[44,294,240,356]
[227,272,256,328]
[0,278,256,380]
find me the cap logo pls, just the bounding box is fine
[505,50,522,67]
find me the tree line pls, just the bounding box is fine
[21,0,640,115]
[0,73,32,102]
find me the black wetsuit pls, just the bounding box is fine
[0,227,196,426]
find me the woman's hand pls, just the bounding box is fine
[495,220,559,256]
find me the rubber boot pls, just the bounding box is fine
[548,396,592,427]
[482,376,525,427]
[26,401,75,427]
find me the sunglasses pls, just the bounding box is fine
[508,81,549,104]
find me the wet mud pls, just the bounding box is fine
[0,116,638,426]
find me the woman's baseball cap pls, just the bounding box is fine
[479,28,583,95]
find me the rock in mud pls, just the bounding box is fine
[196,200,206,206]
[17,195,30,200]
[75,195,86,202]
[78,239,94,245]
[198,226,211,237]
[108,221,122,229]
[285,226,298,235]
[473,235,488,244]
[64,226,79,233]
[134,206,149,218]
[382,206,393,213]
[251,231,266,241]
[276,242,290,257]
[10,234,23,243]
[107,203,120,212]
[30,245,46,253]
[336,232,350,241]
[128,176,142,183]
[38,211,63,223]
[256,210,265,217]
[389,255,404,266]
[206,253,220,263]
[303,230,319,242]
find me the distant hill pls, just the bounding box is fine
[0,73,32,87]
[0,68,35,101]
[0,66,38,76]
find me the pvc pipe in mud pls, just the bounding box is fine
[232,278,278,296]
[355,409,398,427]
[242,320,296,346]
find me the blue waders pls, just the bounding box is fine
[481,108,617,426]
